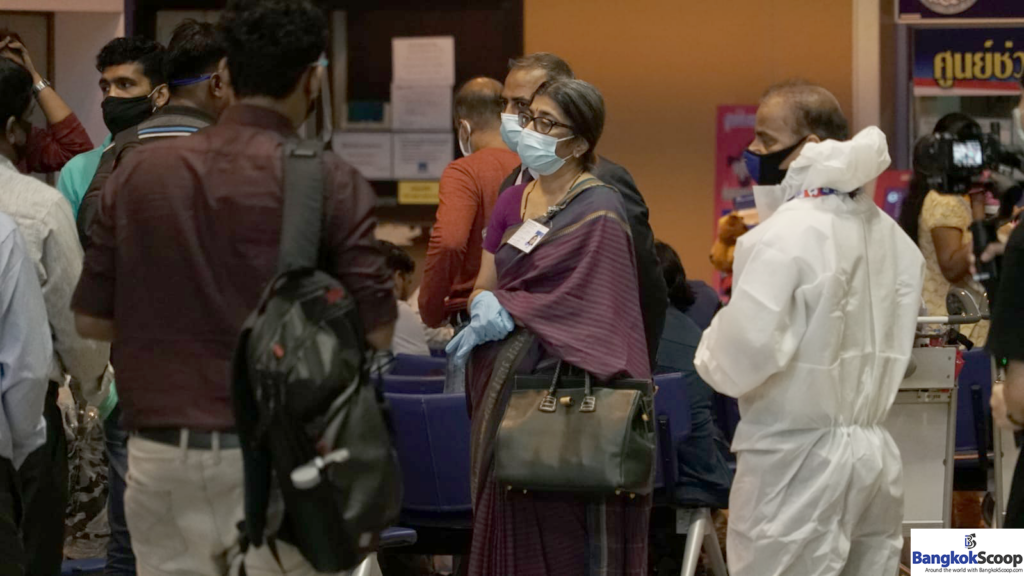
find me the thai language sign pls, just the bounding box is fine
[914,28,1024,94]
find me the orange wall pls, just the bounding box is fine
[524,0,853,282]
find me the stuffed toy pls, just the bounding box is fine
[710,212,747,274]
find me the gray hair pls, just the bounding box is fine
[534,79,604,170]
[762,79,849,141]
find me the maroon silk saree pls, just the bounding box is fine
[466,182,651,576]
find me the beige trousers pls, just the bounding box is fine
[125,435,344,576]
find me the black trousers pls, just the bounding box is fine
[0,457,24,576]
[17,382,68,576]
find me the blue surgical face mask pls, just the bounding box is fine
[500,113,523,151]
[517,129,575,176]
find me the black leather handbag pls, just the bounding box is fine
[494,361,656,496]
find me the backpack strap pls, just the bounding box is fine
[278,140,326,274]
[112,126,142,169]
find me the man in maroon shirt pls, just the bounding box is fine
[72,0,396,573]
[0,31,93,174]
[419,77,520,328]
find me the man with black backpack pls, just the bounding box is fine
[72,1,397,574]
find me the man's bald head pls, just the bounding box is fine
[454,76,504,131]
[761,80,849,142]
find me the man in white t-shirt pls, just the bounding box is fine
[377,241,452,355]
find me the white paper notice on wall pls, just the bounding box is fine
[332,132,393,181]
[392,36,455,86]
[393,133,453,180]
[391,84,452,131]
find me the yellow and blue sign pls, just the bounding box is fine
[915,28,1024,94]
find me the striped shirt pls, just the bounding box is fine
[0,156,110,389]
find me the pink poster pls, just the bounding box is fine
[714,105,758,224]
[712,105,757,294]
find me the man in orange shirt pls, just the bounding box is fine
[419,77,521,328]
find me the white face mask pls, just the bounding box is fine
[752,185,787,222]
[458,120,473,157]
[1013,107,1024,146]
[500,113,523,151]
[517,129,575,176]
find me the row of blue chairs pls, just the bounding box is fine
[64,359,731,576]
[380,371,727,576]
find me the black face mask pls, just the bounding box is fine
[102,94,155,136]
[742,137,807,186]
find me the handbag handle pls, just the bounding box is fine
[538,361,596,413]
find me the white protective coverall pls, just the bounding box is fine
[695,127,925,576]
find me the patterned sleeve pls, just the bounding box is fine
[921,191,970,232]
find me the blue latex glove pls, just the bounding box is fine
[445,291,515,367]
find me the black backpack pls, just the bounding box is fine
[231,140,402,572]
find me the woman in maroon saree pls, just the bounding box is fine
[458,79,651,576]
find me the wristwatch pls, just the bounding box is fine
[32,78,51,96]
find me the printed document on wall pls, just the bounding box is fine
[333,132,393,181]
[392,84,452,131]
[392,36,455,85]
[393,133,453,180]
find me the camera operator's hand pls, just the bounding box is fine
[969,241,1006,277]
[970,189,988,221]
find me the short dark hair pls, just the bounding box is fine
[533,79,604,169]
[218,0,327,99]
[376,240,415,275]
[509,52,574,83]
[654,240,696,313]
[96,36,167,87]
[762,79,850,142]
[0,59,33,129]
[166,20,226,89]
[454,77,503,131]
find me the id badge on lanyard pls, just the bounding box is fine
[507,219,550,254]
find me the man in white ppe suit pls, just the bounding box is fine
[695,81,924,576]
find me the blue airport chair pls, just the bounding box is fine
[381,374,445,395]
[954,349,994,483]
[386,392,472,524]
[712,393,740,450]
[653,372,692,494]
[391,353,447,377]
[61,558,104,576]
[652,373,728,576]
[385,392,473,561]
[354,394,471,574]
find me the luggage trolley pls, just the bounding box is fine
[887,308,988,534]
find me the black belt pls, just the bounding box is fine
[136,428,241,450]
